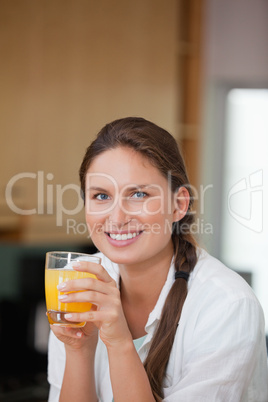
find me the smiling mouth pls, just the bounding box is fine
[106,231,143,241]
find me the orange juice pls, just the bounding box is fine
[45,269,97,327]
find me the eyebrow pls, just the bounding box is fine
[87,186,109,192]
[88,184,153,192]
[124,184,153,191]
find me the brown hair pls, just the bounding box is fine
[79,117,197,401]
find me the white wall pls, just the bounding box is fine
[201,0,268,331]
[201,0,268,254]
[204,0,268,82]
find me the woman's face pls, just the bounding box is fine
[84,147,186,266]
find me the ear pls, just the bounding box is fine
[172,186,190,223]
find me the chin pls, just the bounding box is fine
[106,252,138,265]
[102,247,141,266]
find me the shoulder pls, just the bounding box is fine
[177,249,265,355]
[182,248,265,336]
[189,248,258,304]
[165,252,267,399]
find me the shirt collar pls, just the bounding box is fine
[145,259,175,331]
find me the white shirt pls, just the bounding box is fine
[48,249,268,401]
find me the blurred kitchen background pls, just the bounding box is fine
[0,0,268,400]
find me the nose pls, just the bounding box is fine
[108,201,132,228]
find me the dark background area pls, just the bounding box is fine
[0,243,97,402]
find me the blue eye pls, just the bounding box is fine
[132,191,147,199]
[95,193,110,201]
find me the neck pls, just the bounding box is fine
[118,242,174,338]
[119,244,173,308]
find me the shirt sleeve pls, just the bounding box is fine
[163,296,268,402]
[47,331,66,402]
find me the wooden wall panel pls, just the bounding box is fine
[0,0,179,243]
[178,0,203,189]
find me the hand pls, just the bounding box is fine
[55,261,132,349]
[49,307,99,352]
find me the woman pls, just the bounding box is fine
[48,117,268,401]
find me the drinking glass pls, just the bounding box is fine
[45,251,101,327]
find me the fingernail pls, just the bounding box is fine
[57,282,66,290]
[58,294,68,300]
[73,262,81,268]
[76,332,82,338]
[65,313,72,319]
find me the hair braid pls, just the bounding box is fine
[144,224,197,401]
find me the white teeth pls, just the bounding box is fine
[109,232,140,241]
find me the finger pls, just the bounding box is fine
[64,309,119,324]
[50,324,83,338]
[72,261,113,283]
[64,310,101,323]
[58,288,115,306]
[57,276,117,294]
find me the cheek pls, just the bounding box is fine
[142,198,163,215]
[138,210,174,238]
[85,213,105,234]
[86,221,106,248]
[142,193,175,217]
[141,219,173,250]
[133,195,170,217]
[138,200,173,224]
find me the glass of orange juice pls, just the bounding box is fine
[45,251,101,327]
